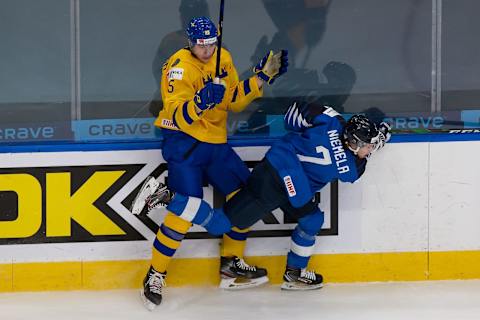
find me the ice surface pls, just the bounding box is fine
[1,280,479,320]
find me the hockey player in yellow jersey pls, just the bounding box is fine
[134,16,288,310]
[154,34,263,143]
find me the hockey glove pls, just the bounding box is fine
[373,121,391,152]
[254,50,289,85]
[193,82,226,111]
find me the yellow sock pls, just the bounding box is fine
[221,189,248,258]
[221,226,249,258]
[151,212,192,272]
[226,189,240,201]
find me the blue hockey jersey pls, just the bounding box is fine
[266,106,365,208]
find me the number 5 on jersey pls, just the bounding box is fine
[168,80,174,93]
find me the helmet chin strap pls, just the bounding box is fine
[347,143,360,155]
[343,139,360,155]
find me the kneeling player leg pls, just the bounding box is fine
[223,184,273,230]
[282,209,324,290]
[287,209,324,268]
[167,193,232,235]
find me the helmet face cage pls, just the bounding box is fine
[186,16,218,46]
[344,115,379,153]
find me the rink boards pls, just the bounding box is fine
[0,141,479,291]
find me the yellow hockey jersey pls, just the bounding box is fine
[154,47,263,143]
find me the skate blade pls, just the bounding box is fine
[131,177,160,215]
[280,281,323,291]
[140,289,158,311]
[220,276,269,290]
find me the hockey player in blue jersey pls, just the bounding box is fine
[220,100,391,290]
[138,99,390,292]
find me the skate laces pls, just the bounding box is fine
[147,269,166,294]
[300,269,316,281]
[235,258,257,272]
[147,186,173,212]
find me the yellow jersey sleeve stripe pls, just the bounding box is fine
[186,100,200,122]
[173,101,200,128]
[231,88,238,103]
[182,101,194,125]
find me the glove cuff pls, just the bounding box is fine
[254,69,274,84]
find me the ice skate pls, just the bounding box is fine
[145,184,174,212]
[220,256,269,290]
[281,267,323,291]
[131,177,173,215]
[140,266,166,311]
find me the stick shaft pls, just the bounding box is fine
[215,0,225,79]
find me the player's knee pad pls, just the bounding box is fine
[297,208,324,236]
[167,193,231,235]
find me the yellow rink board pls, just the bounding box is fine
[1,251,479,292]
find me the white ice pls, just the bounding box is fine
[1,280,480,320]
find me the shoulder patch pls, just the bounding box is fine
[283,175,297,197]
[168,67,184,80]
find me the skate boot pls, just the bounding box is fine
[220,256,269,290]
[146,184,174,212]
[140,265,167,311]
[281,267,323,291]
[130,177,173,215]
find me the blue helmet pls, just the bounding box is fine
[186,16,218,45]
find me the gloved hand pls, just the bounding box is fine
[193,82,226,111]
[201,209,232,236]
[284,101,313,132]
[373,121,391,152]
[379,121,392,142]
[254,50,288,85]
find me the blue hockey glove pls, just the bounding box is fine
[254,50,288,85]
[193,82,226,111]
[284,101,313,132]
[200,209,232,236]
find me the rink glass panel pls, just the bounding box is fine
[441,0,480,128]
[0,0,479,145]
[0,0,72,142]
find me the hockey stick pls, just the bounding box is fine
[214,0,225,84]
